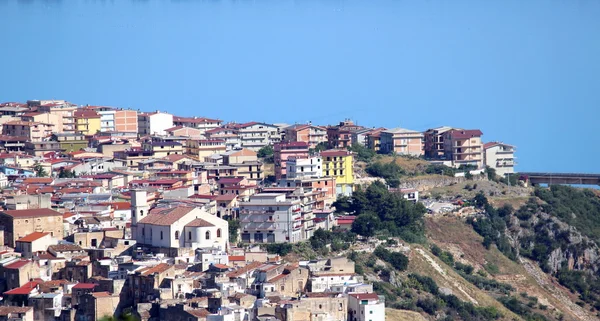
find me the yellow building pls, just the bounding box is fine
[321,149,354,196]
[74,109,101,135]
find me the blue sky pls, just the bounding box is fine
[1,0,599,172]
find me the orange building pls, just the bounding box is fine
[115,110,138,133]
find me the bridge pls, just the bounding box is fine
[519,172,600,186]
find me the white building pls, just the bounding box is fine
[138,111,174,136]
[239,193,304,243]
[235,122,282,151]
[483,142,516,177]
[286,156,322,179]
[347,292,385,321]
[309,272,363,292]
[98,110,116,132]
[131,189,228,250]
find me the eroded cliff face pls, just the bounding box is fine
[505,211,600,275]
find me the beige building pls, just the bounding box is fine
[186,139,227,159]
[424,126,455,159]
[442,129,484,168]
[21,112,64,133]
[484,142,516,176]
[222,148,264,184]
[276,293,348,321]
[0,209,64,247]
[75,292,120,321]
[15,232,56,258]
[33,100,78,133]
[0,306,34,321]
[2,121,55,142]
[379,127,424,156]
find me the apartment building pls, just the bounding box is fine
[283,124,328,149]
[138,111,174,136]
[321,150,354,196]
[273,142,310,180]
[230,122,281,151]
[484,142,516,176]
[93,108,138,133]
[74,109,101,135]
[222,148,264,184]
[172,116,223,135]
[286,156,322,179]
[142,141,184,158]
[204,127,241,150]
[186,139,227,159]
[239,193,305,243]
[379,127,424,156]
[442,129,484,168]
[2,121,54,142]
[21,112,64,133]
[32,100,77,133]
[352,127,386,147]
[424,126,454,159]
[326,119,364,149]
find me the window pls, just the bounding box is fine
[175,231,179,240]
[319,304,322,309]
[205,231,210,240]
[160,231,163,240]
[217,229,221,238]
[142,228,145,236]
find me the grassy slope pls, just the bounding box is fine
[386,308,429,321]
[425,216,596,321]
[406,244,521,321]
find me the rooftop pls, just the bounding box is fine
[16,232,49,243]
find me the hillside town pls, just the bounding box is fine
[0,99,517,321]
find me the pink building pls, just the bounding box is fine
[273,142,309,180]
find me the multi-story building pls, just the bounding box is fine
[379,127,424,156]
[115,109,138,133]
[52,133,89,153]
[424,126,455,159]
[138,111,174,136]
[204,127,241,150]
[32,100,78,133]
[142,141,184,158]
[186,139,227,159]
[172,116,223,135]
[222,148,264,184]
[321,150,354,196]
[2,121,55,142]
[352,127,386,147]
[442,129,484,168]
[0,209,64,247]
[286,156,322,179]
[326,119,364,149]
[347,293,385,321]
[229,122,281,151]
[239,193,305,243]
[365,130,384,152]
[283,124,328,149]
[74,109,101,135]
[20,112,64,134]
[273,142,309,180]
[484,142,516,176]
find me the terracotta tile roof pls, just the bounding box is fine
[215,194,237,201]
[321,149,352,157]
[187,308,210,318]
[227,261,263,278]
[140,263,172,276]
[0,208,61,218]
[138,207,194,226]
[16,232,49,243]
[229,256,245,262]
[447,129,483,139]
[305,292,342,298]
[267,273,287,283]
[73,283,97,290]
[91,291,112,298]
[213,263,229,270]
[3,281,38,295]
[257,264,280,272]
[21,177,54,184]
[5,259,31,269]
[74,109,100,118]
[186,218,214,227]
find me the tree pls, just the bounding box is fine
[351,213,380,237]
[33,163,48,177]
[227,219,240,243]
[485,166,497,181]
[311,142,328,153]
[347,143,376,162]
[257,145,274,163]
[58,168,76,178]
